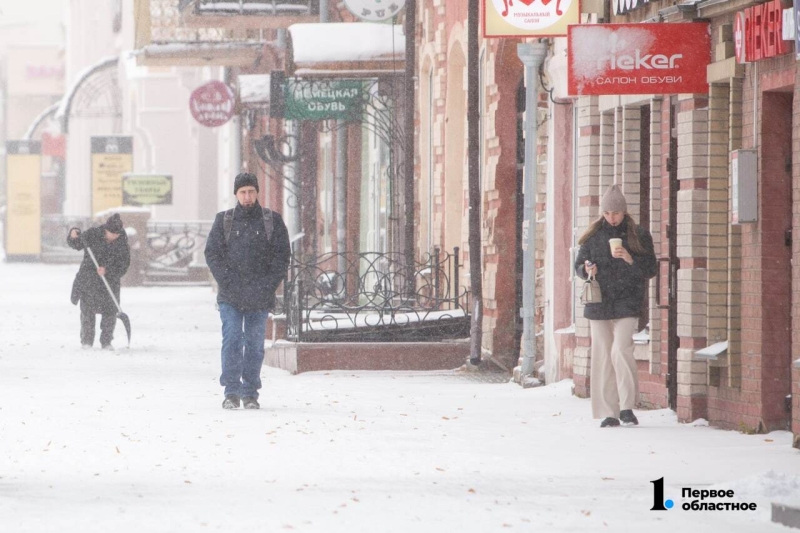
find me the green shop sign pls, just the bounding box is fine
[284,80,363,121]
[122,174,173,206]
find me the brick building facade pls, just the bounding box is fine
[422,0,799,446]
[565,1,799,446]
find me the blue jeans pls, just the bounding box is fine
[219,303,269,399]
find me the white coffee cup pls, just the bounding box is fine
[609,238,623,254]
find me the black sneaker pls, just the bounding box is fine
[600,417,620,428]
[222,395,240,409]
[620,409,639,426]
[242,397,260,410]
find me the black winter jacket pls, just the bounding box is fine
[204,201,291,312]
[574,219,657,320]
[67,226,130,313]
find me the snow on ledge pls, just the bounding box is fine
[695,341,728,361]
[288,23,405,65]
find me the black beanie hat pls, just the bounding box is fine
[234,172,259,194]
[105,213,124,234]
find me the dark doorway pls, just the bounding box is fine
[639,105,651,333]
[659,97,680,411]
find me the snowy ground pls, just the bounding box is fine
[1,260,799,532]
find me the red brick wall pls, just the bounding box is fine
[484,43,524,367]
[703,54,795,432]
[638,360,667,409]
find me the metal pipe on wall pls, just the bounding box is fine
[282,119,301,239]
[467,0,483,364]
[404,0,417,297]
[336,121,348,275]
[517,42,548,377]
[319,0,328,22]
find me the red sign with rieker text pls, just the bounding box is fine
[568,23,711,96]
[736,0,791,63]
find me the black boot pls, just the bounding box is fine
[242,397,260,410]
[600,417,620,428]
[222,395,240,409]
[620,409,639,426]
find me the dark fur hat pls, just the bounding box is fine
[233,172,259,194]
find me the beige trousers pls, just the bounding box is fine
[589,317,639,419]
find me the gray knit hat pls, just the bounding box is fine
[601,184,627,213]
[104,213,124,234]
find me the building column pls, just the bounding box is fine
[620,106,641,222]
[572,95,600,398]
[675,94,709,422]
[727,79,744,389]
[648,97,664,376]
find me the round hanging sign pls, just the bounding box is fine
[189,80,235,128]
[343,0,406,22]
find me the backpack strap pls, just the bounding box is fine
[262,207,274,242]
[224,207,273,244]
[223,208,234,244]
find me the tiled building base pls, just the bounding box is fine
[264,340,470,374]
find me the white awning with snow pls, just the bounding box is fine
[287,22,405,77]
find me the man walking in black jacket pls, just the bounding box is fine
[204,173,291,410]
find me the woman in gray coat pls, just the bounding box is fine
[574,185,657,427]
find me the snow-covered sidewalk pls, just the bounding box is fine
[1,261,798,532]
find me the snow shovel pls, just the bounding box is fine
[86,246,131,347]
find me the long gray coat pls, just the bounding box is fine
[67,226,130,314]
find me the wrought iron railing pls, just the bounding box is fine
[144,220,213,285]
[282,247,470,342]
[39,214,213,285]
[41,214,92,263]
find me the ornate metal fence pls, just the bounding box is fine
[283,247,470,342]
[144,220,213,285]
[39,215,212,285]
[41,214,92,263]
